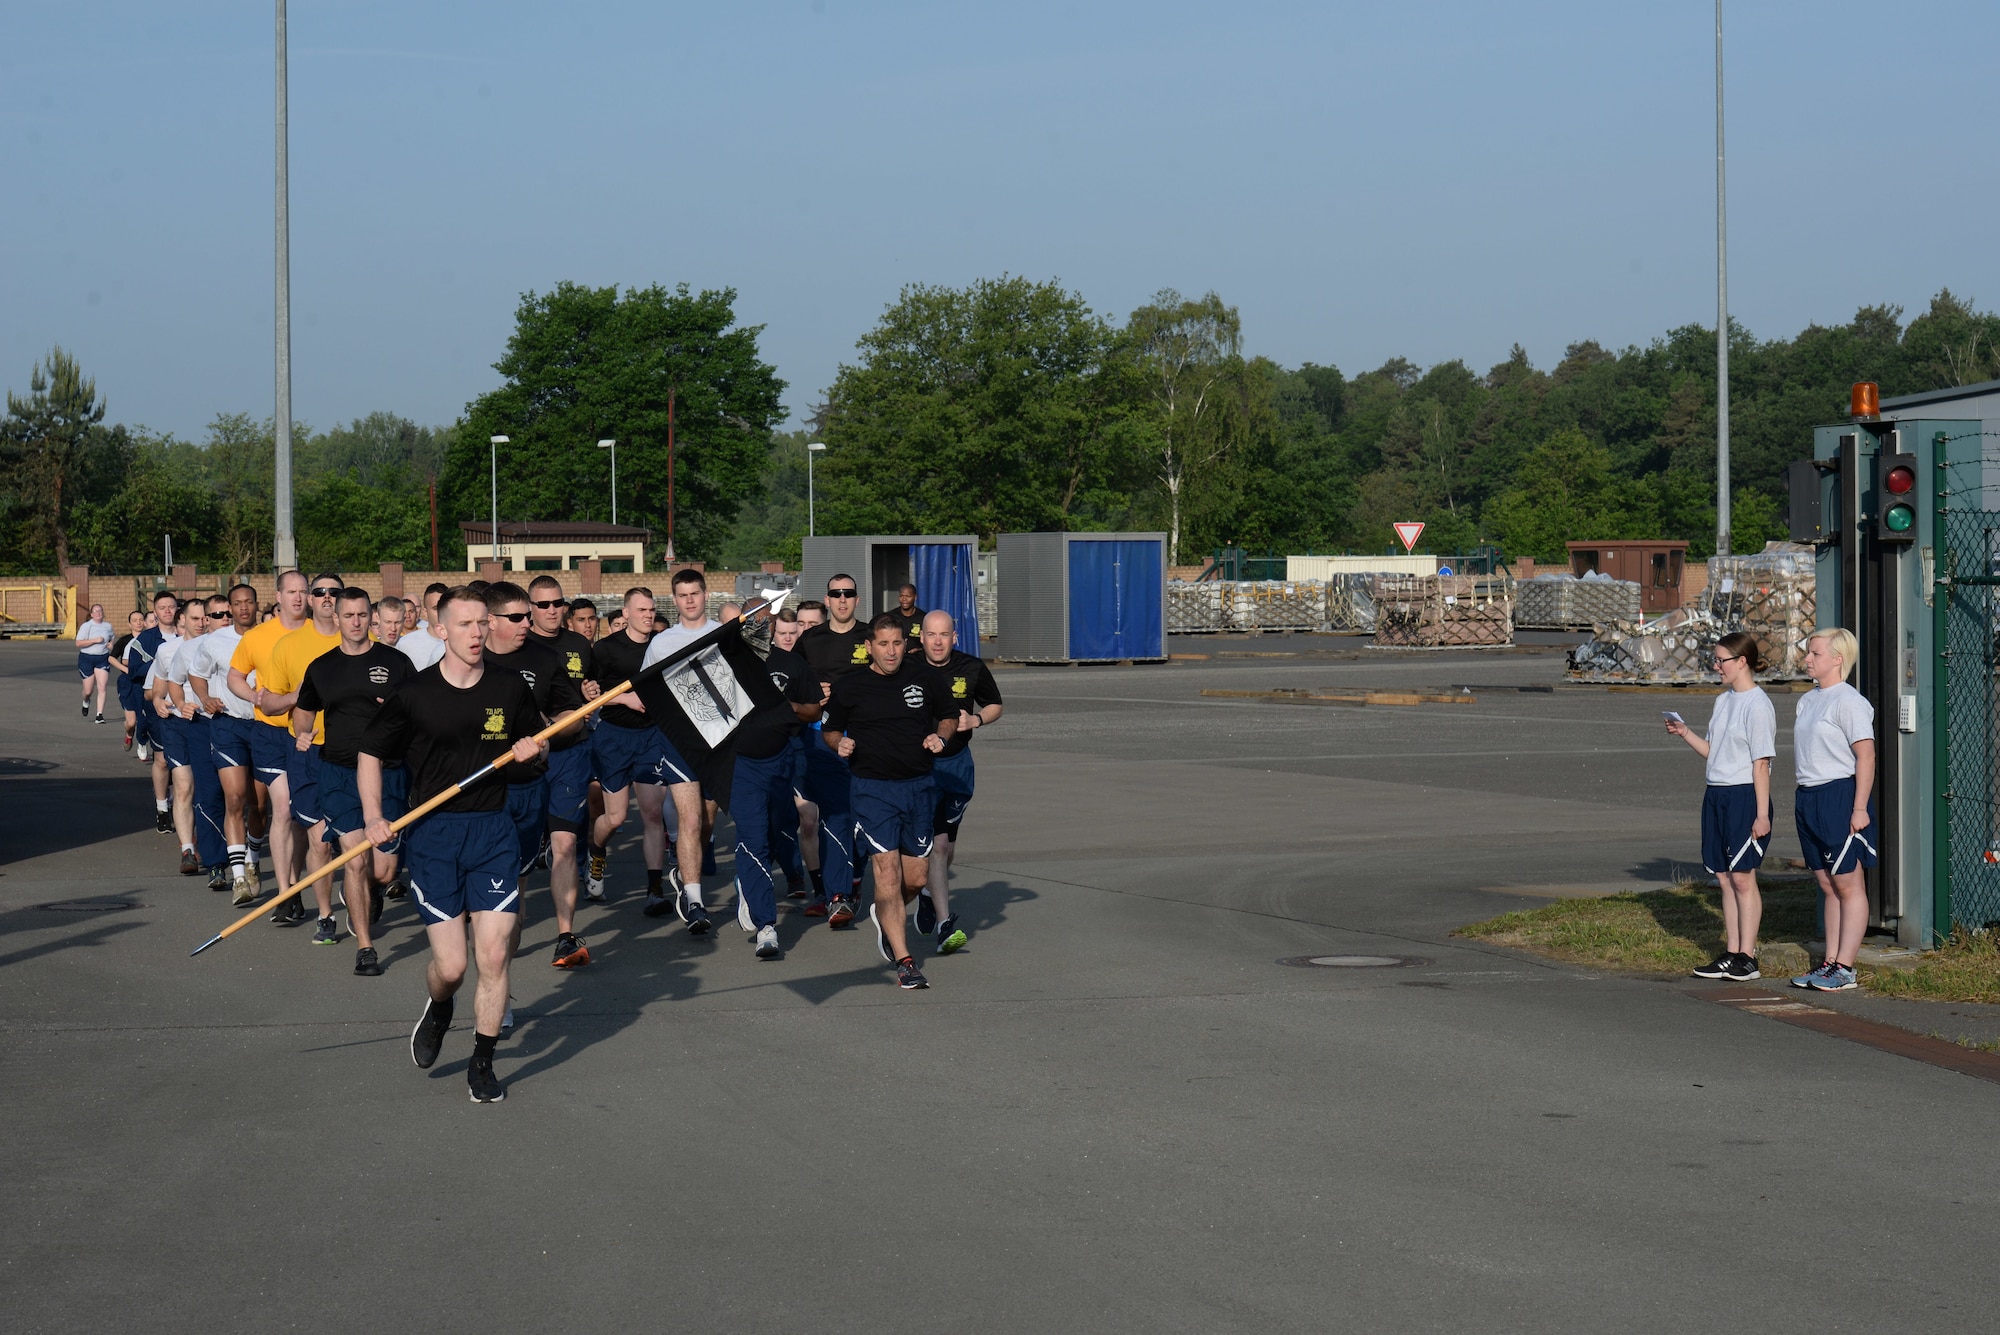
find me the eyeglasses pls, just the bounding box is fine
[827,588,858,598]
[493,610,532,623]
[310,586,340,597]
[530,598,567,609]
[1713,653,1740,664]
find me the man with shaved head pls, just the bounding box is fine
[916,608,1003,955]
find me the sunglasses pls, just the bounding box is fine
[310,586,341,597]
[827,588,858,598]
[530,598,567,609]
[492,610,532,623]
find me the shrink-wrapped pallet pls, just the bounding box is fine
[1514,575,1642,629]
[1372,575,1514,648]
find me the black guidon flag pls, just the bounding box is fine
[632,619,785,811]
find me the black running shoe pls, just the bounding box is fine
[1724,954,1761,980]
[467,1058,505,1103]
[179,849,200,876]
[312,916,340,945]
[677,888,711,936]
[552,932,591,968]
[95,713,105,725]
[271,896,310,925]
[411,996,453,1069]
[1690,953,1734,979]
[155,811,172,834]
[207,866,229,892]
[786,877,809,900]
[642,890,676,919]
[383,876,407,901]
[915,891,937,937]
[828,896,857,928]
[354,946,383,977]
[895,956,929,990]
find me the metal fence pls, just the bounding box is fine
[1941,510,2000,931]
[1166,576,1385,634]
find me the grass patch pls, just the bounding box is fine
[1455,880,1821,975]
[1865,929,2000,1004]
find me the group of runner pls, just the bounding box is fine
[80,569,1002,1103]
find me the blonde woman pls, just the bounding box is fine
[1790,628,1876,991]
[1667,631,1776,979]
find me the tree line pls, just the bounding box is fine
[5,284,1997,575]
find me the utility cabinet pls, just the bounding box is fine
[996,532,1167,663]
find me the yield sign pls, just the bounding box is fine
[1393,521,1426,553]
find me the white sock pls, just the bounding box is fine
[685,879,702,906]
[156,798,169,813]
[181,842,194,854]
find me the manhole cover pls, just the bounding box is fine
[33,898,139,913]
[1276,954,1426,969]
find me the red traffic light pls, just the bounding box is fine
[1885,464,1916,495]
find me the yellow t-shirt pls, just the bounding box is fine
[229,616,307,728]
[267,623,341,744]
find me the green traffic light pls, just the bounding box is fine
[1885,504,1914,533]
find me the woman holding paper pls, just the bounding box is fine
[1665,631,1776,980]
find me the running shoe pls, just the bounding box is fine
[702,840,718,876]
[895,956,929,990]
[501,1005,515,1034]
[869,902,894,963]
[530,836,550,871]
[81,700,89,718]
[1690,953,1734,979]
[642,889,676,918]
[313,916,340,945]
[411,995,453,1068]
[179,849,200,876]
[230,872,257,907]
[155,810,172,834]
[354,946,382,977]
[383,875,407,901]
[1791,961,1832,988]
[95,713,105,725]
[677,889,712,936]
[271,897,310,925]
[802,897,830,918]
[586,854,608,903]
[1724,954,1760,980]
[737,892,756,935]
[936,915,966,955]
[1809,964,1859,991]
[754,925,782,960]
[467,1058,505,1103]
[786,877,809,900]
[915,891,937,936]
[135,740,152,763]
[123,728,133,751]
[207,866,229,892]
[552,932,592,968]
[828,896,856,928]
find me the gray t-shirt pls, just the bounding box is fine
[1704,685,1777,786]
[76,618,114,655]
[399,630,448,671]
[641,618,721,672]
[185,625,254,719]
[1794,681,1874,787]
[145,633,184,691]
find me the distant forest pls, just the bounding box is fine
[5,287,1997,575]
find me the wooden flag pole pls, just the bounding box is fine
[191,593,788,957]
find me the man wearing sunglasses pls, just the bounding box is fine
[257,573,347,939]
[527,576,601,932]
[230,571,312,915]
[485,582,591,967]
[795,574,875,925]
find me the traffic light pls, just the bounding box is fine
[1876,450,1918,542]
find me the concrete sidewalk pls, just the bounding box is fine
[2,641,1994,1333]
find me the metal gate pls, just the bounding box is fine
[1938,500,2000,932]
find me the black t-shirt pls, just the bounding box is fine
[890,607,924,643]
[733,645,825,760]
[485,639,583,781]
[359,664,542,813]
[296,644,418,768]
[528,627,595,750]
[923,649,1003,758]
[798,622,873,691]
[592,627,658,729]
[823,657,955,781]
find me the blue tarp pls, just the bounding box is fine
[1067,539,1162,659]
[910,542,980,650]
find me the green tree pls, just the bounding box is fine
[818,276,1142,542]
[1126,289,1251,564]
[451,282,785,564]
[2,346,107,570]
[1482,429,1650,561]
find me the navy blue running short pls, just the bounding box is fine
[1795,776,1877,874]
[1700,783,1769,875]
[319,760,406,847]
[404,809,520,922]
[851,774,937,859]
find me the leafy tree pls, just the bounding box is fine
[2,346,108,570]
[1126,289,1251,564]
[817,276,1142,542]
[450,282,785,564]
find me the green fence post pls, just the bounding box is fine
[1932,433,1952,946]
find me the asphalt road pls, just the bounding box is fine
[3,637,1996,1333]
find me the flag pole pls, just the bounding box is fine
[191,593,790,956]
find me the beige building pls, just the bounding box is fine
[459,521,650,574]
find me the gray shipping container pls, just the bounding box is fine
[996,532,1168,662]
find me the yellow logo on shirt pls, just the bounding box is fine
[849,643,869,664]
[951,675,968,698]
[483,708,507,737]
[566,652,583,679]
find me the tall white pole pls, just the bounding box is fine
[808,452,815,539]
[273,0,296,571]
[489,437,502,563]
[1715,0,1731,558]
[610,444,617,526]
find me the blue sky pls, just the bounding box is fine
[5,1,1997,439]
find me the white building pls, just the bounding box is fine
[459,521,650,574]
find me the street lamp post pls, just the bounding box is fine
[807,441,826,538]
[489,435,508,565]
[597,439,617,525]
